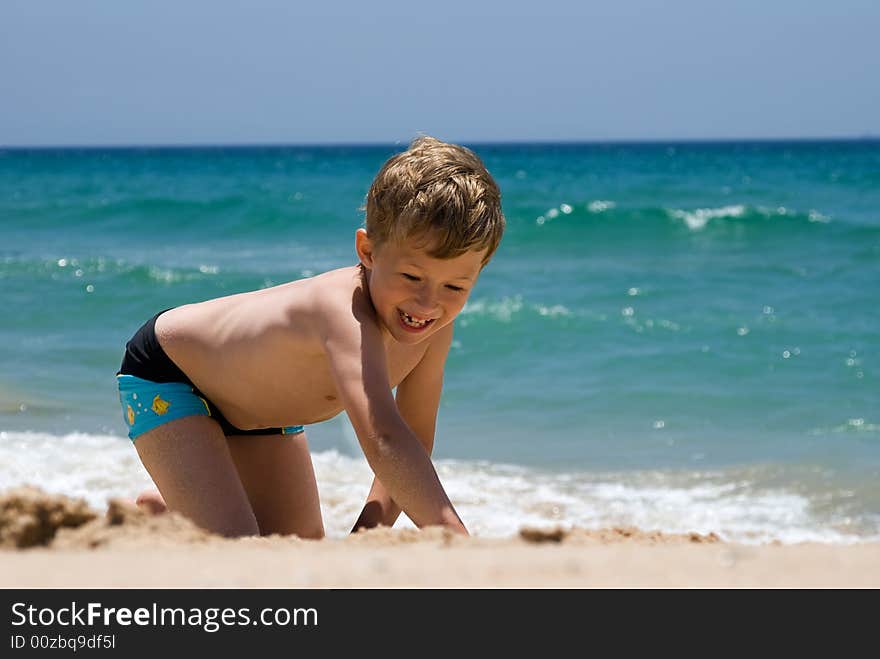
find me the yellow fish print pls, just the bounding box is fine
[152,394,171,415]
[126,404,135,426]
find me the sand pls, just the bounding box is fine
[1,487,877,588]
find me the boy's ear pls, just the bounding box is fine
[355,228,375,269]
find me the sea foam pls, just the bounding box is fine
[1,430,873,545]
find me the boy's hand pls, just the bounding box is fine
[350,480,469,535]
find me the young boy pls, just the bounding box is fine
[116,136,504,539]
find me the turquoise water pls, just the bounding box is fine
[1,141,878,541]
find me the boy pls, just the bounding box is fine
[116,136,504,539]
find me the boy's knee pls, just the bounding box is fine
[297,526,325,540]
[217,519,261,538]
[263,523,324,540]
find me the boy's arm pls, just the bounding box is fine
[350,323,453,533]
[323,303,467,535]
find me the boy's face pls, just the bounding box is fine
[356,229,486,344]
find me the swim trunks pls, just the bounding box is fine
[116,309,305,441]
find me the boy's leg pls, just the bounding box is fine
[133,415,260,537]
[225,431,325,539]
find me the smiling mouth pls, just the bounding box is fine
[398,308,435,330]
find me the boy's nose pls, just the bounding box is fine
[413,291,438,316]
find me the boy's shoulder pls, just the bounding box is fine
[305,266,372,326]
[298,266,385,352]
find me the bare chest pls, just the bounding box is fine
[171,332,428,428]
[287,341,427,421]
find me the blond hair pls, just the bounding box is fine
[363,136,504,265]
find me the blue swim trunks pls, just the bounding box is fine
[117,310,305,442]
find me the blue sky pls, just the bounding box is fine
[1,1,878,146]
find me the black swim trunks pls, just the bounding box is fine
[116,309,304,440]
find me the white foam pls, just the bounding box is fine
[0,430,154,511]
[0,430,875,544]
[460,296,524,323]
[460,296,573,323]
[587,200,615,213]
[668,205,746,230]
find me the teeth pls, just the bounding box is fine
[400,310,430,327]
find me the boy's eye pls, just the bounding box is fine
[401,273,420,281]
[446,285,466,293]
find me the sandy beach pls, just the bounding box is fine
[1,487,877,588]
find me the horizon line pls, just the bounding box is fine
[1,134,878,151]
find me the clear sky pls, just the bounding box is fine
[1,0,878,146]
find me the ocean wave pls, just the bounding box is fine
[459,296,574,324]
[512,200,880,249]
[1,430,875,543]
[817,418,880,434]
[667,204,836,231]
[0,253,324,288]
[668,204,748,230]
[1,193,254,229]
[0,255,225,286]
[80,194,250,220]
[522,200,872,232]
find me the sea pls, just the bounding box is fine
[1,140,878,543]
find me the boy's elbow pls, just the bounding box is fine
[360,428,397,459]
[359,420,414,461]
[360,408,404,446]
